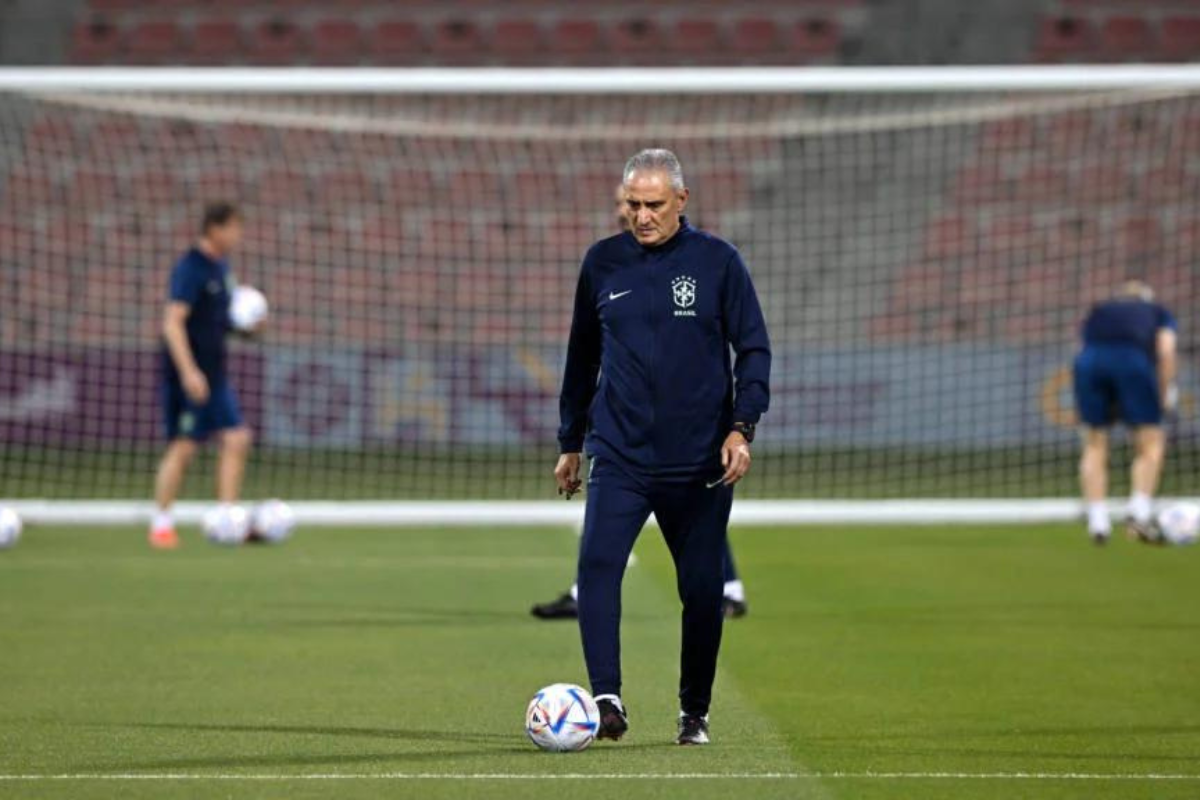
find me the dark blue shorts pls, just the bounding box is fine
[162,380,244,441]
[1073,347,1162,428]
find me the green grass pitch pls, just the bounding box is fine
[0,522,1198,799]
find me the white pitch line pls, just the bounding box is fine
[0,772,1198,782]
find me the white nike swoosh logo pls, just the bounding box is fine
[706,479,725,489]
[608,290,632,300]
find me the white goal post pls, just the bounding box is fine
[1,66,1197,527]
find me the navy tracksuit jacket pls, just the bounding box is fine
[557,216,771,716]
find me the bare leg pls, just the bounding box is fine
[216,426,253,504]
[150,439,198,547]
[155,439,198,513]
[1129,426,1165,525]
[1079,428,1110,539]
[1130,426,1166,499]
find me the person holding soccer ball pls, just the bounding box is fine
[555,150,771,745]
[149,202,255,549]
[533,182,748,620]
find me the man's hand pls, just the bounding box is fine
[719,431,752,486]
[554,453,583,499]
[182,368,210,404]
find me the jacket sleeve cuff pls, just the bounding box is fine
[732,410,762,426]
[558,438,584,454]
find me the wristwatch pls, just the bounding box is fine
[732,422,756,444]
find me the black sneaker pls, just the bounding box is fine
[1126,517,1164,545]
[1089,530,1110,546]
[594,695,628,741]
[723,597,748,618]
[677,713,710,745]
[531,591,577,620]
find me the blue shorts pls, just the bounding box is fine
[162,380,244,441]
[1073,346,1162,428]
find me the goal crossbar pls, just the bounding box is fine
[4,66,1200,94]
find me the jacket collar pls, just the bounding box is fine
[630,215,693,254]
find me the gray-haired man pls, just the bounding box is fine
[554,149,771,745]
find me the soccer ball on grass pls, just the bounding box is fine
[250,499,296,544]
[0,507,22,549]
[202,505,251,546]
[525,683,600,752]
[1157,502,1200,546]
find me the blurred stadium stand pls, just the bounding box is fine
[0,1,1198,351]
[57,2,867,67]
[2,1,1200,67]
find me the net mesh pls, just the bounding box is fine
[1,87,1197,501]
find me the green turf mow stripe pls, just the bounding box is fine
[1,772,1199,782]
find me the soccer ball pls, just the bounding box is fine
[1157,502,1200,546]
[202,505,250,546]
[525,683,600,752]
[251,499,296,544]
[0,507,22,549]
[230,285,269,331]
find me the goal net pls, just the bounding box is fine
[1,70,1197,522]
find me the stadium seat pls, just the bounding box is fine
[1036,16,1093,61]
[1139,165,1193,203]
[311,19,362,66]
[1161,17,1200,60]
[1047,216,1100,258]
[125,20,184,64]
[432,19,484,64]
[249,18,304,65]
[789,18,840,60]
[87,0,143,11]
[383,167,445,207]
[66,168,123,207]
[732,18,782,59]
[1074,164,1130,205]
[1099,17,1153,59]
[253,168,311,205]
[70,19,122,65]
[923,215,974,259]
[669,18,724,62]
[190,167,244,201]
[508,170,560,206]
[1043,111,1095,159]
[957,269,1013,307]
[984,215,1039,255]
[190,20,244,64]
[368,19,426,65]
[1113,216,1162,259]
[571,168,617,205]
[550,19,604,63]
[5,168,62,207]
[952,164,1007,204]
[980,118,1036,152]
[318,168,379,207]
[127,169,181,206]
[489,19,545,64]
[610,18,663,62]
[1013,165,1069,205]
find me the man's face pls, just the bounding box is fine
[613,184,631,233]
[624,170,687,247]
[208,218,244,254]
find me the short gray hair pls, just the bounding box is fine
[623,148,686,190]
